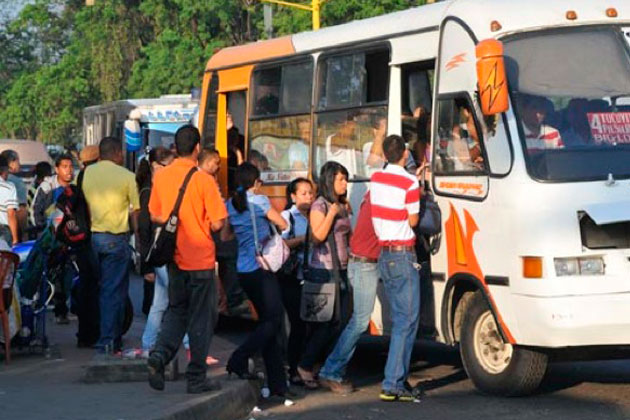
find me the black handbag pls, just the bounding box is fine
[279,212,301,277]
[417,170,442,237]
[300,205,343,323]
[145,167,197,267]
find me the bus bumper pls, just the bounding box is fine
[512,292,630,347]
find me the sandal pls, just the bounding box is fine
[297,366,320,390]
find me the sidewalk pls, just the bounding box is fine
[0,280,260,420]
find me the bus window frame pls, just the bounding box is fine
[247,55,316,184]
[249,55,315,121]
[432,91,491,178]
[313,42,392,182]
[202,72,219,147]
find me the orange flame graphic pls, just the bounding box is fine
[445,203,515,343]
[446,53,467,72]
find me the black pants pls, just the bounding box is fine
[279,275,305,377]
[152,264,216,382]
[299,268,350,371]
[229,269,287,394]
[74,244,100,344]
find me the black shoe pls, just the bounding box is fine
[226,357,257,380]
[147,356,165,391]
[187,378,221,394]
[379,388,420,403]
[404,380,425,400]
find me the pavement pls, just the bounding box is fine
[0,275,262,420]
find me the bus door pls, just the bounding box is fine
[215,66,253,196]
[432,19,513,343]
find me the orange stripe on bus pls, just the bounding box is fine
[206,36,295,71]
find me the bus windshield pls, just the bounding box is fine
[504,26,630,182]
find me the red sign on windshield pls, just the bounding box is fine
[588,112,630,144]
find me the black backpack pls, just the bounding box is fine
[55,185,91,246]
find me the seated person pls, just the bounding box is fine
[561,98,592,147]
[519,95,564,151]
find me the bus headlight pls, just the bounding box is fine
[554,257,605,276]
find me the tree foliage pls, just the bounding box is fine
[0,0,428,144]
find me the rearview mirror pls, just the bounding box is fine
[476,39,509,116]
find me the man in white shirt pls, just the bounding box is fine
[0,155,19,246]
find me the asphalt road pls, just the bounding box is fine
[247,338,630,420]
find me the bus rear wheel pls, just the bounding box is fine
[460,291,548,396]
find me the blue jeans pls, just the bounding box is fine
[142,266,189,350]
[319,260,379,382]
[379,250,420,392]
[92,233,131,352]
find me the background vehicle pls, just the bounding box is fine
[82,93,198,170]
[198,0,630,396]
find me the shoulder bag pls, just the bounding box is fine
[279,212,301,277]
[300,204,342,323]
[417,168,442,237]
[247,196,290,272]
[145,167,197,267]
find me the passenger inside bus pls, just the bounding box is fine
[323,112,360,178]
[363,116,388,173]
[227,111,244,191]
[518,94,564,151]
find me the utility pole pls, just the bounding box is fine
[260,0,327,31]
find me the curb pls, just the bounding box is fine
[82,358,179,383]
[154,379,259,420]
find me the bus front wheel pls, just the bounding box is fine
[460,292,548,396]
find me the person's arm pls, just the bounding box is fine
[220,222,234,241]
[406,183,421,228]
[366,136,385,167]
[310,202,339,244]
[7,208,18,245]
[267,207,288,232]
[205,175,228,232]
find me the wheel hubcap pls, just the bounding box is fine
[473,311,513,374]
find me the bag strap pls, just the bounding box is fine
[288,212,295,239]
[323,202,343,284]
[246,195,262,255]
[170,167,197,219]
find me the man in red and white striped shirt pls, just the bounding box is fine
[370,135,422,403]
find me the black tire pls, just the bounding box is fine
[460,291,548,396]
[122,296,133,335]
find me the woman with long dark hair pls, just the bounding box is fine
[222,162,290,398]
[297,161,352,389]
[279,177,314,385]
[136,147,175,356]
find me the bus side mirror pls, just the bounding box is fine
[476,39,509,116]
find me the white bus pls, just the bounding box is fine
[198,0,630,395]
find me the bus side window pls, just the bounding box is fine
[248,60,314,182]
[434,96,487,174]
[315,47,390,180]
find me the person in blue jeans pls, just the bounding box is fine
[370,135,422,402]
[222,162,290,399]
[82,137,140,355]
[319,190,380,394]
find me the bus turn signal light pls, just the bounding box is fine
[566,10,578,20]
[523,257,543,278]
[490,20,502,32]
[606,8,618,18]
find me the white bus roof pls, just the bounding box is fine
[207,0,630,70]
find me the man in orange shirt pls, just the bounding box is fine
[147,126,227,394]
